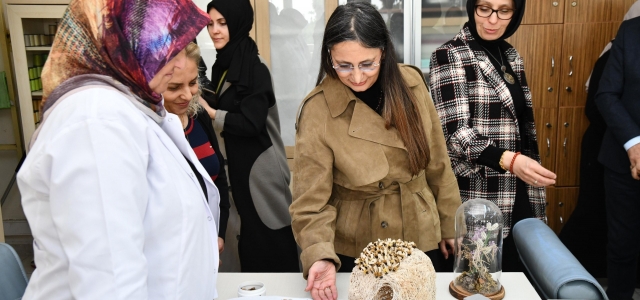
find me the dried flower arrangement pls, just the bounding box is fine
[349,239,435,300]
[455,222,501,294]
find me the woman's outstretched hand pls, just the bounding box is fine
[503,151,557,187]
[306,260,338,300]
[198,96,217,119]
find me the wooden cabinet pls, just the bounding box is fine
[508,0,635,233]
[521,0,564,24]
[555,107,588,186]
[6,3,67,147]
[545,187,579,233]
[564,0,612,23]
[559,22,619,107]
[533,108,558,173]
[612,0,639,20]
[508,25,563,108]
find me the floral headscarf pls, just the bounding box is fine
[41,0,210,115]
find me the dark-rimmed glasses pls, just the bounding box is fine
[475,5,515,20]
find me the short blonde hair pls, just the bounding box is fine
[184,42,203,117]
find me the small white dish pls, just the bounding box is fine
[238,280,267,297]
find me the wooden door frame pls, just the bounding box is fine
[0,1,23,158]
[325,0,338,23]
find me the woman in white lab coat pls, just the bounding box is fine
[16,0,219,299]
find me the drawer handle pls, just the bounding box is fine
[568,55,573,76]
[546,138,550,157]
[560,216,564,224]
[551,56,555,76]
[563,137,568,156]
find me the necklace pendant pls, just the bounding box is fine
[500,65,507,72]
[503,72,516,85]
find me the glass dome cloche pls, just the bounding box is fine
[449,199,505,300]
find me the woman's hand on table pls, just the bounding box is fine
[503,151,557,187]
[439,239,455,259]
[306,260,337,300]
[198,96,217,119]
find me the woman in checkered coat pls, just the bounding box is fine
[429,0,557,272]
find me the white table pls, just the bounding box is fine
[215,272,541,299]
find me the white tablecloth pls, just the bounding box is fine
[215,272,541,299]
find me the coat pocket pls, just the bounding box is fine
[416,188,441,243]
[331,198,367,245]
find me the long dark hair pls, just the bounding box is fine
[316,2,430,175]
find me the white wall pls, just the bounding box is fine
[194,0,217,76]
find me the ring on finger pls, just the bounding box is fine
[534,179,538,185]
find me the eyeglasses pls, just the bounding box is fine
[475,5,515,20]
[332,60,381,73]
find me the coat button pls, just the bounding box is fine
[189,173,195,178]
[381,221,388,228]
[378,182,384,189]
[207,216,212,221]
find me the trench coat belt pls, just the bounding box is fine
[332,170,427,245]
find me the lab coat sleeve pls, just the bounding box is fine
[44,117,150,299]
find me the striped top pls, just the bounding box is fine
[184,116,220,181]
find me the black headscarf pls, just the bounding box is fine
[466,0,526,43]
[207,0,259,95]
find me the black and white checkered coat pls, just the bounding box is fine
[429,26,546,237]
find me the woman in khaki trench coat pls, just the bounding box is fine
[290,3,462,300]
